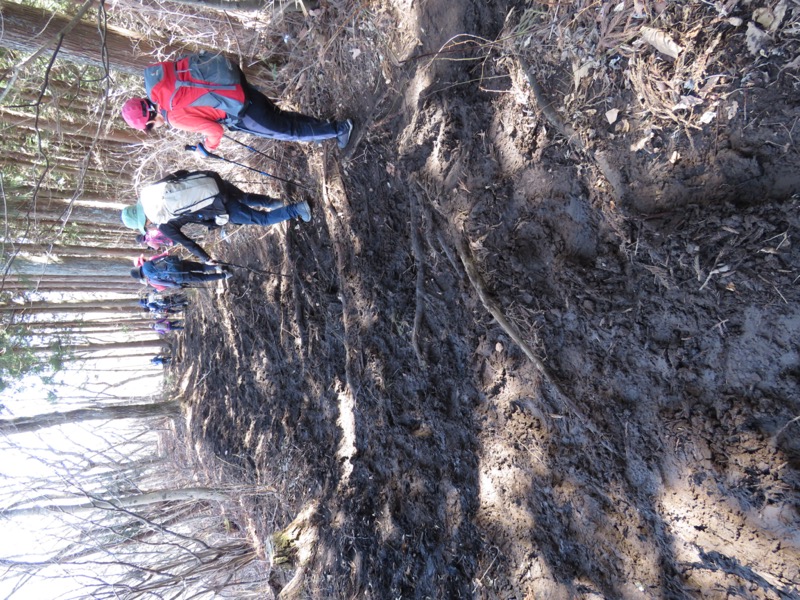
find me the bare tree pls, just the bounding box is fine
[0,419,269,599]
[0,400,180,435]
[3,486,227,517]
[0,0,194,74]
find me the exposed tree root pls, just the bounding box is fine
[509,51,629,205]
[319,150,361,395]
[450,224,618,455]
[270,503,319,599]
[451,226,560,393]
[409,191,426,366]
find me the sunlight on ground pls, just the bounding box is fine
[659,470,799,592]
[478,464,535,532]
[335,380,357,486]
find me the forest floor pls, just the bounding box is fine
[166,0,800,598]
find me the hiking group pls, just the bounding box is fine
[120,51,353,291]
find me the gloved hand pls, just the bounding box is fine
[195,142,210,158]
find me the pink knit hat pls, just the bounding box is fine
[122,98,153,130]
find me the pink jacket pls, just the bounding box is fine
[143,229,174,250]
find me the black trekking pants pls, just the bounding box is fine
[231,85,338,143]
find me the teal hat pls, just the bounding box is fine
[121,203,146,234]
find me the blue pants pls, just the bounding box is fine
[232,85,338,143]
[144,257,227,285]
[225,192,303,226]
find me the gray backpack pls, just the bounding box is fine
[139,171,229,226]
[144,52,248,119]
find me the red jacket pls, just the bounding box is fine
[148,57,247,150]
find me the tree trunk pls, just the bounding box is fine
[6,283,139,293]
[0,400,181,435]
[2,298,140,312]
[3,486,227,517]
[165,0,266,9]
[5,306,141,316]
[16,243,141,258]
[16,317,150,329]
[0,0,190,74]
[0,108,143,145]
[0,0,255,75]
[9,255,137,278]
[11,339,164,354]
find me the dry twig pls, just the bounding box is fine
[409,192,426,366]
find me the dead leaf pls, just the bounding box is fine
[350,48,362,60]
[630,130,654,151]
[746,22,769,56]
[699,74,723,96]
[633,0,646,19]
[605,108,620,124]
[640,26,682,59]
[642,264,675,289]
[699,109,716,124]
[786,55,800,70]
[572,61,596,90]
[726,101,739,120]
[673,95,703,111]
[771,0,788,33]
[753,7,775,29]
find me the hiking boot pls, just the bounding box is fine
[293,200,312,222]
[336,119,353,149]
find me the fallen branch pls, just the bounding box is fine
[774,415,800,440]
[410,192,426,366]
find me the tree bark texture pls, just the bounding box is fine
[2,486,227,517]
[9,255,137,278]
[0,108,143,145]
[0,400,180,435]
[0,0,189,74]
[0,0,259,75]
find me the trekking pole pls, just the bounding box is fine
[216,260,292,278]
[223,134,285,167]
[185,145,314,192]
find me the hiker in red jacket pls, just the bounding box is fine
[121,52,353,154]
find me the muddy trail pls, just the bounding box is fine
[174,0,800,598]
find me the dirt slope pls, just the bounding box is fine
[176,0,800,598]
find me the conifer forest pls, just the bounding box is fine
[1,0,799,598]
